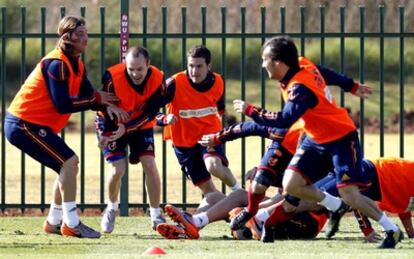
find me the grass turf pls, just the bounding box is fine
[0,216,413,258]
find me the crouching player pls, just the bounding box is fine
[5,16,124,238]
[320,157,414,244]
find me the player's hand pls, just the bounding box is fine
[96,91,120,105]
[198,134,219,147]
[233,99,248,114]
[108,123,126,141]
[98,135,109,150]
[364,230,382,243]
[106,104,129,122]
[352,83,372,99]
[245,167,257,181]
[164,114,177,125]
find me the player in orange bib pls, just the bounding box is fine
[5,16,123,238]
[162,45,242,211]
[95,46,174,233]
[232,36,402,248]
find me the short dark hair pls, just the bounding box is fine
[125,46,150,62]
[187,45,211,65]
[262,36,299,69]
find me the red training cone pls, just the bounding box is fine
[142,246,166,256]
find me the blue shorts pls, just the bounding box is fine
[4,113,75,173]
[102,128,155,164]
[253,140,293,188]
[288,131,365,187]
[173,144,228,186]
[317,160,381,200]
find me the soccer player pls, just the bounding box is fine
[4,16,122,238]
[231,36,402,248]
[162,45,242,211]
[95,46,173,233]
[200,57,370,238]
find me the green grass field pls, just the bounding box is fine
[0,216,413,258]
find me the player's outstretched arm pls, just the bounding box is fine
[198,121,286,147]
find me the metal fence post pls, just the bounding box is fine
[1,7,6,212]
[399,5,405,158]
[240,6,246,186]
[120,0,129,217]
[359,6,365,153]
[20,6,26,213]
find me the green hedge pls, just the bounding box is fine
[3,37,413,100]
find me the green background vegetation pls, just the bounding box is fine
[2,0,414,129]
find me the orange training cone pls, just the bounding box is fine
[142,246,166,256]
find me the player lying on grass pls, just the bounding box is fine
[157,187,329,241]
[157,121,410,248]
[155,120,333,240]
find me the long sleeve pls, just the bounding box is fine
[43,59,101,113]
[245,84,317,129]
[95,71,117,136]
[213,121,287,144]
[317,65,357,92]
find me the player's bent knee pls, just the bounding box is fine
[61,155,79,174]
[198,179,219,194]
[282,169,306,196]
[205,157,222,175]
[140,157,159,174]
[109,169,125,181]
[251,181,267,194]
[338,186,360,205]
[196,191,225,213]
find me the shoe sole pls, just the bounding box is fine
[43,221,62,235]
[156,223,188,239]
[165,205,199,239]
[102,228,113,234]
[61,225,80,237]
[61,224,101,239]
[101,221,114,234]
